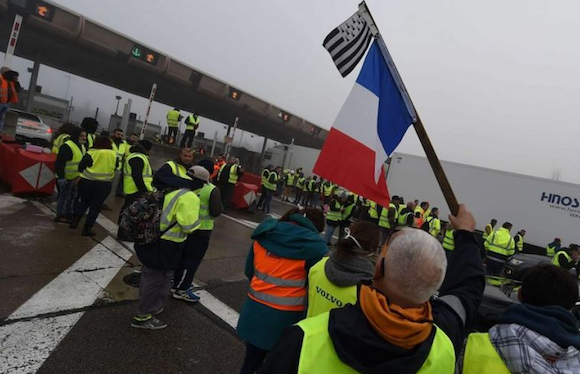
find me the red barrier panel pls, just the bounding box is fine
[231,183,259,209]
[0,138,56,196]
[239,172,261,187]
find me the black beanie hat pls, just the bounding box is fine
[197,158,215,174]
[138,140,153,151]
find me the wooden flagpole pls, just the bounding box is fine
[359,2,459,216]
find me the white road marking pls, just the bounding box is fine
[0,195,26,215]
[194,283,239,329]
[8,236,131,320]
[30,200,55,217]
[0,236,131,374]
[221,213,259,229]
[0,313,84,374]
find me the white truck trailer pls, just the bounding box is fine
[386,152,580,248]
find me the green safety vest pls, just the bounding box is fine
[63,140,86,180]
[123,153,153,195]
[515,234,524,252]
[379,203,398,229]
[426,216,441,237]
[342,203,356,221]
[111,139,128,170]
[462,333,511,374]
[52,133,69,154]
[194,183,217,231]
[323,182,333,197]
[306,258,358,318]
[398,210,414,226]
[286,174,296,186]
[228,164,240,184]
[260,169,269,186]
[167,160,193,181]
[302,179,310,192]
[368,201,379,219]
[80,149,116,181]
[185,115,199,131]
[296,177,306,189]
[552,250,572,267]
[546,244,558,258]
[87,133,95,149]
[327,201,342,222]
[160,188,201,243]
[166,110,180,128]
[297,312,455,374]
[264,171,278,191]
[442,230,455,251]
[486,229,515,257]
[308,179,318,192]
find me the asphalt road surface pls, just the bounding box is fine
[0,187,301,374]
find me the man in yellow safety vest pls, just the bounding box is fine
[458,264,580,374]
[180,113,200,149]
[260,205,485,374]
[485,222,516,276]
[166,108,182,145]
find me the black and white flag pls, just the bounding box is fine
[323,11,373,77]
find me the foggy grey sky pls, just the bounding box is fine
[7,0,580,183]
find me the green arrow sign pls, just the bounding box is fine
[131,47,141,58]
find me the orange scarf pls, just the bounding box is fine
[359,285,433,349]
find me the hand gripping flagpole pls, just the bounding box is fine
[358,2,459,216]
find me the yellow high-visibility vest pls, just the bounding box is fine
[297,312,455,374]
[52,133,69,154]
[166,110,180,128]
[160,188,201,243]
[63,140,86,180]
[306,258,357,318]
[552,250,572,267]
[123,153,153,195]
[442,229,455,251]
[462,333,511,374]
[80,149,116,181]
[379,203,398,229]
[185,115,199,131]
[485,228,515,257]
[194,183,217,231]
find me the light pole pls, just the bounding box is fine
[114,95,122,116]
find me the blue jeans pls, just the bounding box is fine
[264,189,274,214]
[324,224,337,244]
[0,103,9,133]
[56,179,78,217]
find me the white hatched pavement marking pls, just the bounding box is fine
[0,235,131,374]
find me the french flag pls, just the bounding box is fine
[314,40,414,207]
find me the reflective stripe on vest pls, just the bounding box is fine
[546,244,557,258]
[286,174,296,186]
[123,153,153,195]
[52,133,69,154]
[368,201,378,219]
[306,258,358,318]
[261,169,269,186]
[296,177,305,189]
[326,201,342,222]
[194,183,217,231]
[185,115,199,130]
[63,140,86,180]
[160,189,201,243]
[516,234,524,252]
[248,242,307,311]
[462,333,511,374]
[323,182,333,196]
[486,229,515,257]
[398,211,413,226]
[111,140,128,170]
[379,203,398,229]
[552,250,572,267]
[167,161,193,181]
[167,110,180,127]
[87,133,95,149]
[229,164,240,184]
[264,170,277,191]
[80,149,116,181]
[443,230,455,251]
[297,313,455,374]
[427,216,441,237]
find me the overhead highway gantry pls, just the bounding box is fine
[0,0,327,148]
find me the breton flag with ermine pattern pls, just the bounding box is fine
[323,11,373,77]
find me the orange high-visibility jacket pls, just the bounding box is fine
[0,77,18,104]
[248,241,308,312]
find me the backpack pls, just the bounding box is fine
[119,190,176,244]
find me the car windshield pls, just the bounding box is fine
[17,112,41,122]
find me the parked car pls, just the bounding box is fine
[503,253,554,281]
[12,109,52,147]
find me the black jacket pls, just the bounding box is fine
[126,144,150,194]
[152,160,192,190]
[258,230,485,374]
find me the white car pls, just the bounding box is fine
[12,109,53,146]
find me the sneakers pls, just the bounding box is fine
[173,288,200,303]
[54,216,71,224]
[131,315,167,330]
